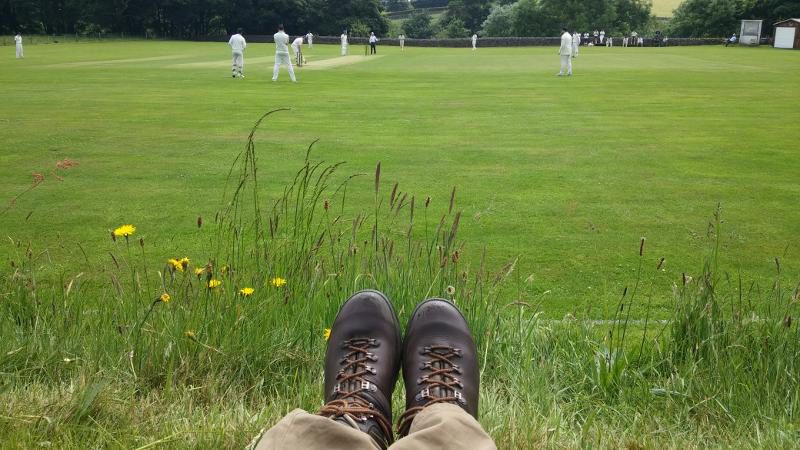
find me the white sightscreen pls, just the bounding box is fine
[774,27,796,49]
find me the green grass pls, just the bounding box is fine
[1,41,799,318]
[652,0,684,17]
[1,41,800,448]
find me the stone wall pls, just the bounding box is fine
[220,35,724,47]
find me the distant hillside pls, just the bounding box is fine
[652,0,683,17]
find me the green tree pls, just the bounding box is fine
[403,9,434,38]
[669,0,747,37]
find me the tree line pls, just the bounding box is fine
[3,0,799,39]
[0,0,389,37]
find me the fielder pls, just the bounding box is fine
[572,30,580,57]
[227,28,246,78]
[292,35,304,66]
[306,32,313,48]
[557,27,572,77]
[272,25,296,82]
[399,34,405,50]
[14,32,23,59]
[472,33,477,50]
[606,36,613,47]
[340,31,348,56]
[623,36,629,47]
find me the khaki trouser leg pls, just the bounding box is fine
[253,409,380,450]
[389,403,497,450]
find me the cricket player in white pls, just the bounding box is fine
[228,29,246,78]
[292,36,304,66]
[15,33,24,59]
[472,33,477,50]
[272,25,296,82]
[306,32,313,48]
[557,27,572,77]
[340,31,348,56]
[606,36,613,47]
[572,31,580,57]
[622,36,629,47]
[399,34,405,50]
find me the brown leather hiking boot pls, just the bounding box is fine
[318,290,401,449]
[397,298,479,436]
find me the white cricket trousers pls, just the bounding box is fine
[341,44,348,56]
[272,52,296,82]
[559,55,572,75]
[232,52,243,76]
[16,44,23,58]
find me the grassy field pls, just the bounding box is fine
[652,0,683,17]
[2,41,799,317]
[1,41,800,448]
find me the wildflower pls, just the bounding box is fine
[271,277,287,288]
[179,257,190,270]
[194,267,205,277]
[113,224,136,238]
[159,293,171,303]
[239,287,254,297]
[208,279,222,289]
[446,285,456,296]
[185,330,196,339]
[324,328,331,341]
[168,258,183,272]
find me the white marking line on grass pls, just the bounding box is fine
[303,54,384,70]
[44,55,182,68]
[543,319,671,325]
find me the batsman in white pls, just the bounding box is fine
[227,28,246,78]
[15,32,24,59]
[272,24,297,82]
[340,31,348,56]
[292,35,304,66]
[557,27,573,77]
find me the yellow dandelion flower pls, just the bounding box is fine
[113,224,136,238]
[324,328,331,341]
[194,267,205,276]
[179,257,190,270]
[185,330,196,339]
[167,258,184,272]
[271,277,287,288]
[159,293,171,303]
[208,279,222,289]
[239,287,255,297]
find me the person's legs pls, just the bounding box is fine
[284,54,296,82]
[567,55,572,76]
[558,55,569,75]
[254,409,379,450]
[272,55,281,81]
[253,291,401,449]
[395,298,495,449]
[389,403,495,450]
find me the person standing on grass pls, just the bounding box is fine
[606,36,613,47]
[340,30,349,56]
[369,32,378,55]
[557,27,573,77]
[14,32,24,59]
[623,36,629,47]
[472,33,478,50]
[306,31,314,48]
[272,24,296,82]
[399,34,405,51]
[292,35,304,66]
[227,28,246,78]
[572,30,580,57]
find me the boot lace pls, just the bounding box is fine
[397,344,465,435]
[318,337,392,440]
